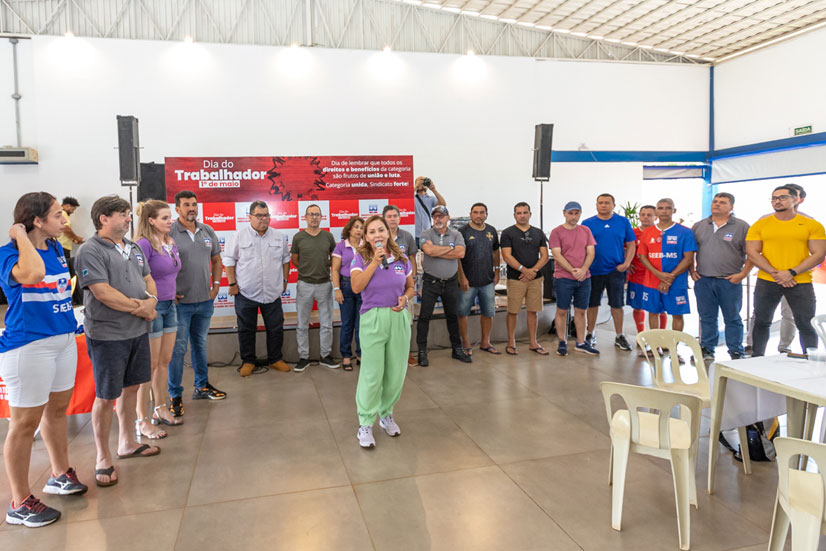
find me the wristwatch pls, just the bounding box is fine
[788,268,798,277]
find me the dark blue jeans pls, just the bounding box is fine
[339,277,362,358]
[694,276,744,356]
[168,300,213,398]
[752,279,817,357]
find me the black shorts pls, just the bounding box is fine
[87,334,151,400]
[588,270,626,309]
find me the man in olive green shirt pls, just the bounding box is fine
[290,204,337,372]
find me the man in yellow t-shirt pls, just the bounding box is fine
[59,197,84,303]
[745,185,826,356]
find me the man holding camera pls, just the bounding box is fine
[414,176,446,248]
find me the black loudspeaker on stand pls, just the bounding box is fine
[532,124,556,306]
[138,163,166,202]
[117,115,140,184]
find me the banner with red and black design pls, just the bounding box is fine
[165,156,414,314]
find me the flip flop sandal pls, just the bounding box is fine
[463,347,473,356]
[343,360,353,371]
[506,346,518,355]
[95,465,118,487]
[480,346,501,355]
[117,444,161,460]
[529,347,550,356]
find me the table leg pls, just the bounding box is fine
[786,397,806,439]
[799,403,818,470]
[708,372,728,494]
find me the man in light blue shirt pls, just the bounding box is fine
[413,176,446,246]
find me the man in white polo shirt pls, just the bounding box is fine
[223,201,292,377]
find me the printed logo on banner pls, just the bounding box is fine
[666,235,678,245]
[288,266,299,283]
[214,288,235,310]
[359,199,388,219]
[235,203,251,226]
[329,200,360,227]
[281,283,297,309]
[394,198,415,225]
[267,201,299,229]
[202,203,237,231]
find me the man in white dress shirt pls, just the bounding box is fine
[223,201,292,376]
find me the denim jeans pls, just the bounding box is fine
[338,277,362,358]
[235,293,284,364]
[417,274,461,350]
[751,279,817,357]
[694,276,744,356]
[168,299,214,398]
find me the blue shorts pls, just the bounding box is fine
[458,282,496,317]
[626,281,645,310]
[554,277,591,310]
[642,286,690,316]
[150,300,178,338]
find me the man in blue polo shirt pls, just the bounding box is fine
[582,193,636,351]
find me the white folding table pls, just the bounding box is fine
[707,355,826,494]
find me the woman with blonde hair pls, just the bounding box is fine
[133,200,182,438]
[349,215,415,448]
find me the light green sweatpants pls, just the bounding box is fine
[355,307,411,427]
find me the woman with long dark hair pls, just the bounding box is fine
[0,192,87,528]
[332,216,364,371]
[349,215,415,448]
[134,200,183,439]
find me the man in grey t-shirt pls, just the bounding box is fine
[75,195,160,485]
[290,204,338,373]
[690,192,752,364]
[167,190,226,418]
[416,206,471,366]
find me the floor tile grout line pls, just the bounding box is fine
[494,462,586,551]
[309,368,379,551]
[172,395,213,548]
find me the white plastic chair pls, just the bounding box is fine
[637,329,755,474]
[812,314,826,350]
[601,381,704,551]
[769,437,826,551]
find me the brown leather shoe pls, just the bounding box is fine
[269,360,291,372]
[407,354,418,367]
[239,362,255,377]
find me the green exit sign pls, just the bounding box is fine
[794,125,813,136]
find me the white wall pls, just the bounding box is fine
[0,36,709,235]
[715,26,826,150]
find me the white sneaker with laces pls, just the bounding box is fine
[357,425,376,448]
[379,414,401,437]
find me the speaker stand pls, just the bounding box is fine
[122,182,137,230]
[535,178,548,232]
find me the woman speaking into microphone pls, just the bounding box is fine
[349,215,415,449]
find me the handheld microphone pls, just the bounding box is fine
[375,240,389,269]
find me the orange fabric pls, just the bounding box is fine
[0,334,95,418]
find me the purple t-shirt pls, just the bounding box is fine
[332,239,359,278]
[137,237,182,301]
[350,252,412,315]
[548,225,596,280]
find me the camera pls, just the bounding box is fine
[422,177,432,188]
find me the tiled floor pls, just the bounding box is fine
[0,324,811,550]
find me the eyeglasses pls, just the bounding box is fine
[771,195,792,202]
[306,213,322,218]
[251,213,271,219]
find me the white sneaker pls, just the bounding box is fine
[379,414,401,437]
[357,425,376,448]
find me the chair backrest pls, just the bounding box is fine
[636,330,710,394]
[812,314,826,350]
[600,381,703,451]
[774,437,826,523]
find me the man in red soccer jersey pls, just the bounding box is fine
[627,205,667,352]
[637,199,697,332]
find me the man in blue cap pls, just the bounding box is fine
[549,201,599,356]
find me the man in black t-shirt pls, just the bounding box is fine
[458,203,501,355]
[500,202,549,356]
